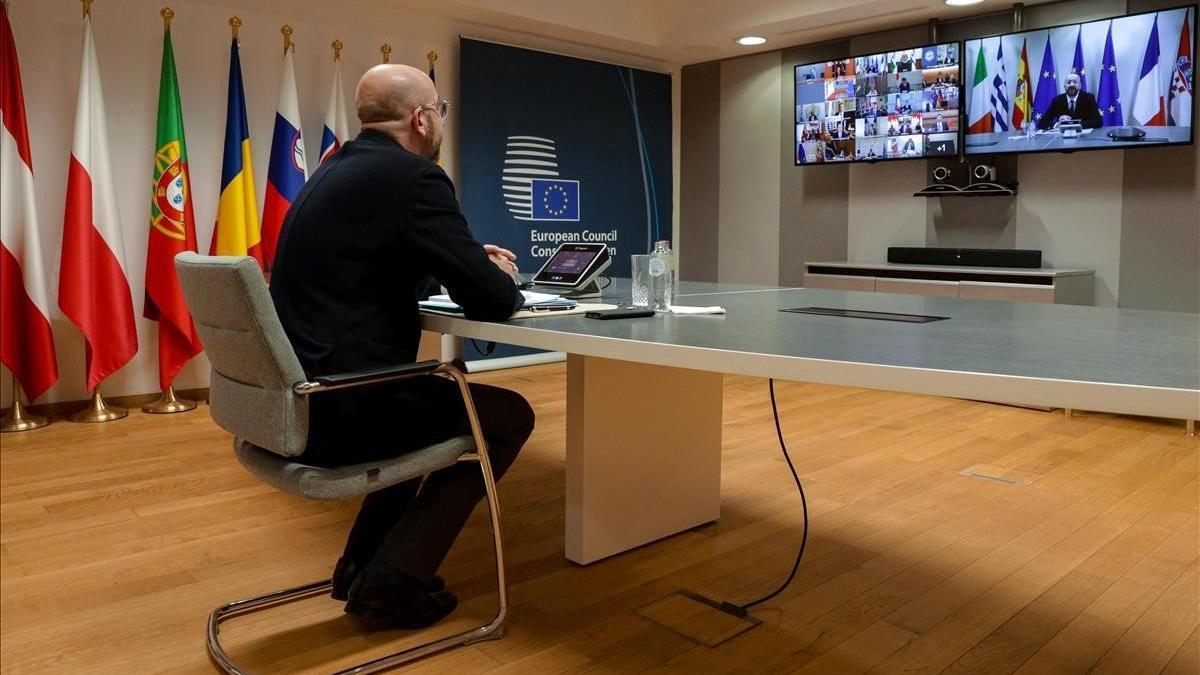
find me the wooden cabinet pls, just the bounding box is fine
[804,262,1094,305]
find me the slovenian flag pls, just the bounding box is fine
[319,45,349,164]
[209,33,263,267]
[261,40,307,271]
[1132,14,1166,126]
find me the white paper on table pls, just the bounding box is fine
[667,305,726,315]
[426,290,566,310]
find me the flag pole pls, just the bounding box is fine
[143,383,196,413]
[427,49,438,74]
[332,39,342,61]
[380,42,391,63]
[281,23,292,56]
[1,381,49,433]
[71,386,127,423]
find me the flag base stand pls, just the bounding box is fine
[143,386,196,414]
[71,390,127,423]
[1,396,49,433]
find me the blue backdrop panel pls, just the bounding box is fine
[458,38,673,359]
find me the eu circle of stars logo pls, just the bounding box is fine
[543,183,571,217]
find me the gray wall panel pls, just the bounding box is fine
[718,52,783,285]
[1118,144,1200,312]
[680,62,721,282]
[780,41,851,286]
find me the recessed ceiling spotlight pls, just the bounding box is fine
[735,36,767,46]
[945,0,985,6]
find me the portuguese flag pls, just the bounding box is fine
[144,24,201,390]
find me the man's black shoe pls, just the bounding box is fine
[343,561,458,629]
[331,556,445,601]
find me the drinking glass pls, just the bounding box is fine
[630,255,651,307]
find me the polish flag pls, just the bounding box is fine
[58,12,138,392]
[1,3,58,401]
[319,49,350,164]
[261,42,307,271]
[1132,15,1167,126]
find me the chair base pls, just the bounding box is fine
[207,578,507,675]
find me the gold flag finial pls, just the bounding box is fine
[161,7,174,30]
[380,42,391,63]
[427,50,438,68]
[332,39,343,60]
[229,16,241,39]
[281,24,293,54]
[81,0,93,19]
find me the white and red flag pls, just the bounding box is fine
[58,10,138,392]
[1,2,59,401]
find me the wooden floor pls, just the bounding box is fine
[1,364,1197,674]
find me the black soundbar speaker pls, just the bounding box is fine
[887,247,1042,268]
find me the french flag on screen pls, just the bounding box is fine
[1132,15,1167,126]
[261,46,308,271]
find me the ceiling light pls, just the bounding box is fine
[945,0,985,5]
[735,36,766,46]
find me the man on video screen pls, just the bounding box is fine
[1037,73,1102,130]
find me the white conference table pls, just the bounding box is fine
[422,280,1200,564]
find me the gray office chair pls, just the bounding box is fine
[174,252,508,674]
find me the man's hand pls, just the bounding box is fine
[484,244,519,279]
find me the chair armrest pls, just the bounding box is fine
[293,360,442,394]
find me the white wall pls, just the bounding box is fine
[717,50,781,284]
[2,0,672,406]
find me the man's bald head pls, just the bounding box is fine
[356,64,436,124]
[355,64,444,161]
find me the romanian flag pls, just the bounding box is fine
[209,34,262,267]
[144,19,201,390]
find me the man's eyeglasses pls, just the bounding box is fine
[417,99,450,120]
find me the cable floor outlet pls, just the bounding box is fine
[636,590,762,647]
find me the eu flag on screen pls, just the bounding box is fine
[531,178,580,221]
[1073,28,1087,92]
[1033,39,1058,122]
[1097,24,1124,126]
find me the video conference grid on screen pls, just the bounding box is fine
[963,5,1195,155]
[795,43,961,164]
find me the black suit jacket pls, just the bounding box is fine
[270,130,522,451]
[1037,91,1103,130]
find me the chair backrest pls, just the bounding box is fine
[175,252,309,457]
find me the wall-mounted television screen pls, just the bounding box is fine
[794,43,961,165]
[964,5,1195,156]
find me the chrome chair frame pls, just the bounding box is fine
[206,363,508,674]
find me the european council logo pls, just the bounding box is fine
[531,179,579,221]
[501,135,581,221]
